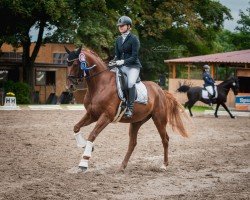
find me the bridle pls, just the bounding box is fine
[67,53,115,83]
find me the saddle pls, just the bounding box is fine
[115,68,148,104]
[108,62,148,122]
[202,86,218,99]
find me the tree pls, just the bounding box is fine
[232,5,250,50]
[0,0,73,88]
[70,0,232,80]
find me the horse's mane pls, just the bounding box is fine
[218,76,236,87]
[83,49,107,66]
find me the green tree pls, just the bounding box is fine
[0,0,73,88]
[232,5,250,50]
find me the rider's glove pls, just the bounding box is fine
[116,60,124,66]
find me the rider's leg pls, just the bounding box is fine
[125,67,140,118]
[205,86,214,106]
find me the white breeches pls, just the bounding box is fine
[120,66,140,88]
[205,86,214,95]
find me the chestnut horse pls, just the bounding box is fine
[65,47,189,172]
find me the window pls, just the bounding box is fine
[0,52,22,61]
[53,53,68,65]
[36,71,55,86]
[0,70,8,82]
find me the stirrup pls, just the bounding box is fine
[125,108,133,118]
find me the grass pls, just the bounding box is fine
[186,105,213,112]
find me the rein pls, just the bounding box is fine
[84,67,110,80]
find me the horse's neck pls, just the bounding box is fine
[85,55,113,93]
[218,80,231,94]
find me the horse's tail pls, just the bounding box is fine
[176,85,190,93]
[164,91,189,137]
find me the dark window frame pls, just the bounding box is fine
[35,70,56,86]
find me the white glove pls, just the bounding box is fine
[116,60,124,66]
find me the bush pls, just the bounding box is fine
[3,81,31,104]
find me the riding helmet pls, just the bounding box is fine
[117,16,132,26]
[203,64,210,70]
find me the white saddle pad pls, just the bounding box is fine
[113,68,148,104]
[202,86,218,99]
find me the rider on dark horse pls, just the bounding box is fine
[202,64,215,106]
[113,16,142,118]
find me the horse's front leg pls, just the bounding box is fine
[214,103,220,118]
[74,112,95,133]
[221,102,235,118]
[78,113,111,171]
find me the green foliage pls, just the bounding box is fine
[232,7,250,50]
[0,0,73,86]
[212,5,250,52]
[0,0,236,82]
[3,81,31,104]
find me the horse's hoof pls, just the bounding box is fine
[117,165,125,173]
[160,164,167,171]
[74,125,80,133]
[231,116,236,119]
[79,166,88,173]
[214,115,218,118]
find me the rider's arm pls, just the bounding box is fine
[115,38,121,60]
[204,75,215,85]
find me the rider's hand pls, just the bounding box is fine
[116,60,124,66]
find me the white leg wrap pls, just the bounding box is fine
[78,159,88,168]
[83,141,94,158]
[74,133,86,148]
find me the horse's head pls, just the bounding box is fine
[65,46,96,91]
[228,76,239,95]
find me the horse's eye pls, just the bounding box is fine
[67,61,73,66]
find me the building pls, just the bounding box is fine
[164,49,250,110]
[0,43,86,104]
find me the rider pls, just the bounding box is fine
[113,16,142,118]
[202,64,215,106]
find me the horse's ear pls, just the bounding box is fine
[76,45,82,55]
[64,46,71,54]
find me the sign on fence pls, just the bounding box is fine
[4,97,17,107]
[235,95,250,111]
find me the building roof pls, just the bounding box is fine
[164,49,250,64]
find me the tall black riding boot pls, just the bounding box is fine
[208,94,213,107]
[125,86,136,118]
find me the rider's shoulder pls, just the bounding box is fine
[116,35,122,41]
[130,33,139,40]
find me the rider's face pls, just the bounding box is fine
[205,69,210,73]
[118,24,129,33]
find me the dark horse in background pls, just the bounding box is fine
[65,46,189,172]
[177,77,239,118]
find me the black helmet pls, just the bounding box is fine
[117,16,132,26]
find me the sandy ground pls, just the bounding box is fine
[0,110,249,200]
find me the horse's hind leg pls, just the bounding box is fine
[152,116,169,169]
[119,116,151,171]
[185,101,194,117]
